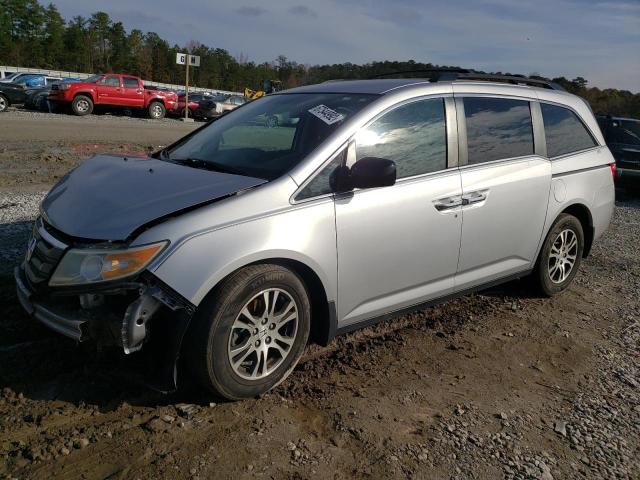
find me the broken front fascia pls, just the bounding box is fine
[16,262,195,392]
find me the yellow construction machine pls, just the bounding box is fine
[244,79,283,100]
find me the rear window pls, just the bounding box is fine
[541,103,597,157]
[123,77,138,88]
[463,98,534,164]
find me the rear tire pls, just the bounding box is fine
[71,95,93,116]
[185,264,311,400]
[533,213,584,296]
[0,94,8,113]
[148,101,166,119]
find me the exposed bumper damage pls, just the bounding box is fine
[15,266,195,393]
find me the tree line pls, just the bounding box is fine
[0,0,638,117]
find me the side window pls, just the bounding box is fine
[296,150,345,200]
[99,76,120,87]
[355,98,447,179]
[123,77,139,88]
[541,103,597,157]
[463,97,533,164]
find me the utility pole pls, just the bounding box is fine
[184,59,189,121]
[176,52,200,122]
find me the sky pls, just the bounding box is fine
[51,0,640,92]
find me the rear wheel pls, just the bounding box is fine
[0,94,8,113]
[185,264,311,400]
[71,95,93,116]
[148,101,166,119]
[533,213,584,296]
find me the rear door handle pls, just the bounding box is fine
[434,196,463,211]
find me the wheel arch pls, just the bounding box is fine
[561,203,594,257]
[192,256,336,347]
[73,90,95,102]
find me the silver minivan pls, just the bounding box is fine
[15,73,615,399]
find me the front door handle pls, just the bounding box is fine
[434,196,462,211]
[462,190,488,205]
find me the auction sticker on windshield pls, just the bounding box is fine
[308,105,345,125]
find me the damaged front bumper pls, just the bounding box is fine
[14,265,195,392]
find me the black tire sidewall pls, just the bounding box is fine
[193,266,311,400]
[0,95,8,112]
[72,95,92,116]
[536,214,584,296]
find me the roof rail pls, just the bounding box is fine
[368,69,565,91]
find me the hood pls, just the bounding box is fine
[41,154,266,241]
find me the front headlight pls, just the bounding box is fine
[49,241,168,287]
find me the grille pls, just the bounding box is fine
[51,84,59,91]
[24,218,67,288]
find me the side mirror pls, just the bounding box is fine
[330,157,397,192]
[330,157,397,193]
[350,156,396,190]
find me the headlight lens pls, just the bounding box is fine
[49,241,167,286]
[59,83,71,90]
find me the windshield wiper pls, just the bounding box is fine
[171,157,242,176]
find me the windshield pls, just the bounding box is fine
[84,74,104,83]
[167,93,377,180]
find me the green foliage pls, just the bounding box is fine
[0,0,636,118]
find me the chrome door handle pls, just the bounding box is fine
[434,196,462,211]
[461,191,487,205]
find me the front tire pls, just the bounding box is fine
[71,95,93,116]
[533,213,584,296]
[0,94,8,113]
[185,264,311,400]
[148,101,166,119]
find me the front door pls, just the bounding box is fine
[96,75,122,105]
[335,96,463,327]
[454,95,551,291]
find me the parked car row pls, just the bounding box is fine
[0,71,249,121]
[169,92,248,120]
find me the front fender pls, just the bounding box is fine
[149,199,338,308]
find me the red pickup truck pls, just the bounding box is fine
[49,73,178,119]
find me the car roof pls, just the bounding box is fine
[282,78,576,99]
[599,115,639,123]
[283,79,433,95]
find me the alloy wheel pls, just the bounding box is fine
[227,288,299,380]
[548,228,578,283]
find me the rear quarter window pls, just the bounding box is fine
[541,103,597,157]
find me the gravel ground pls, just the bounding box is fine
[2,106,203,125]
[0,190,637,479]
[0,109,198,191]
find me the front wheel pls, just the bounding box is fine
[185,264,311,400]
[533,213,584,296]
[71,95,93,116]
[0,94,8,113]
[148,101,166,119]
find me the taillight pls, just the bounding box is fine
[610,163,616,182]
